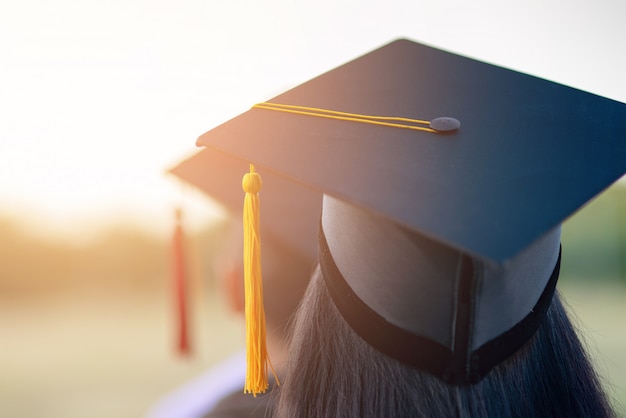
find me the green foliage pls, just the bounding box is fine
[561,183,626,283]
[0,216,231,296]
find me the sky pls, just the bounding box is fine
[1,0,625,243]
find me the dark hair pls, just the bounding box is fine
[277,268,616,418]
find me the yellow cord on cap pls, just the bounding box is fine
[242,164,279,396]
[252,102,438,133]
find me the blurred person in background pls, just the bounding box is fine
[147,149,321,418]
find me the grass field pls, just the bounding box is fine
[0,288,242,418]
[559,282,626,415]
[0,281,624,418]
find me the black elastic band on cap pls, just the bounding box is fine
[319,226,453,377]
[319,225,561,385]
[470,247,561,381]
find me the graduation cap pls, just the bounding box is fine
[169,149,321,391]
[195,38,626,386]
[169,148,321,263]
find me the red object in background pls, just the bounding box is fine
[172,208,191,356]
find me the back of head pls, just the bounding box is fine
[277,197,615,417]
[191,38,626,411]
[277,269,616,418]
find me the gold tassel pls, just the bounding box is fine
[242,164,278,396]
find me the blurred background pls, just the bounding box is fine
[1,1,625,417]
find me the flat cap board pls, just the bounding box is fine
[197,38,626,263]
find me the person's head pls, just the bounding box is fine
[279,273,615,417]
[192,38,626,409]
[276,196,616,417]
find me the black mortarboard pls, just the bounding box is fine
[169,148,321,263]
[195,38,626,384]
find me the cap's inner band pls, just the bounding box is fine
[252,102,459,133]
[319,224,561,385]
